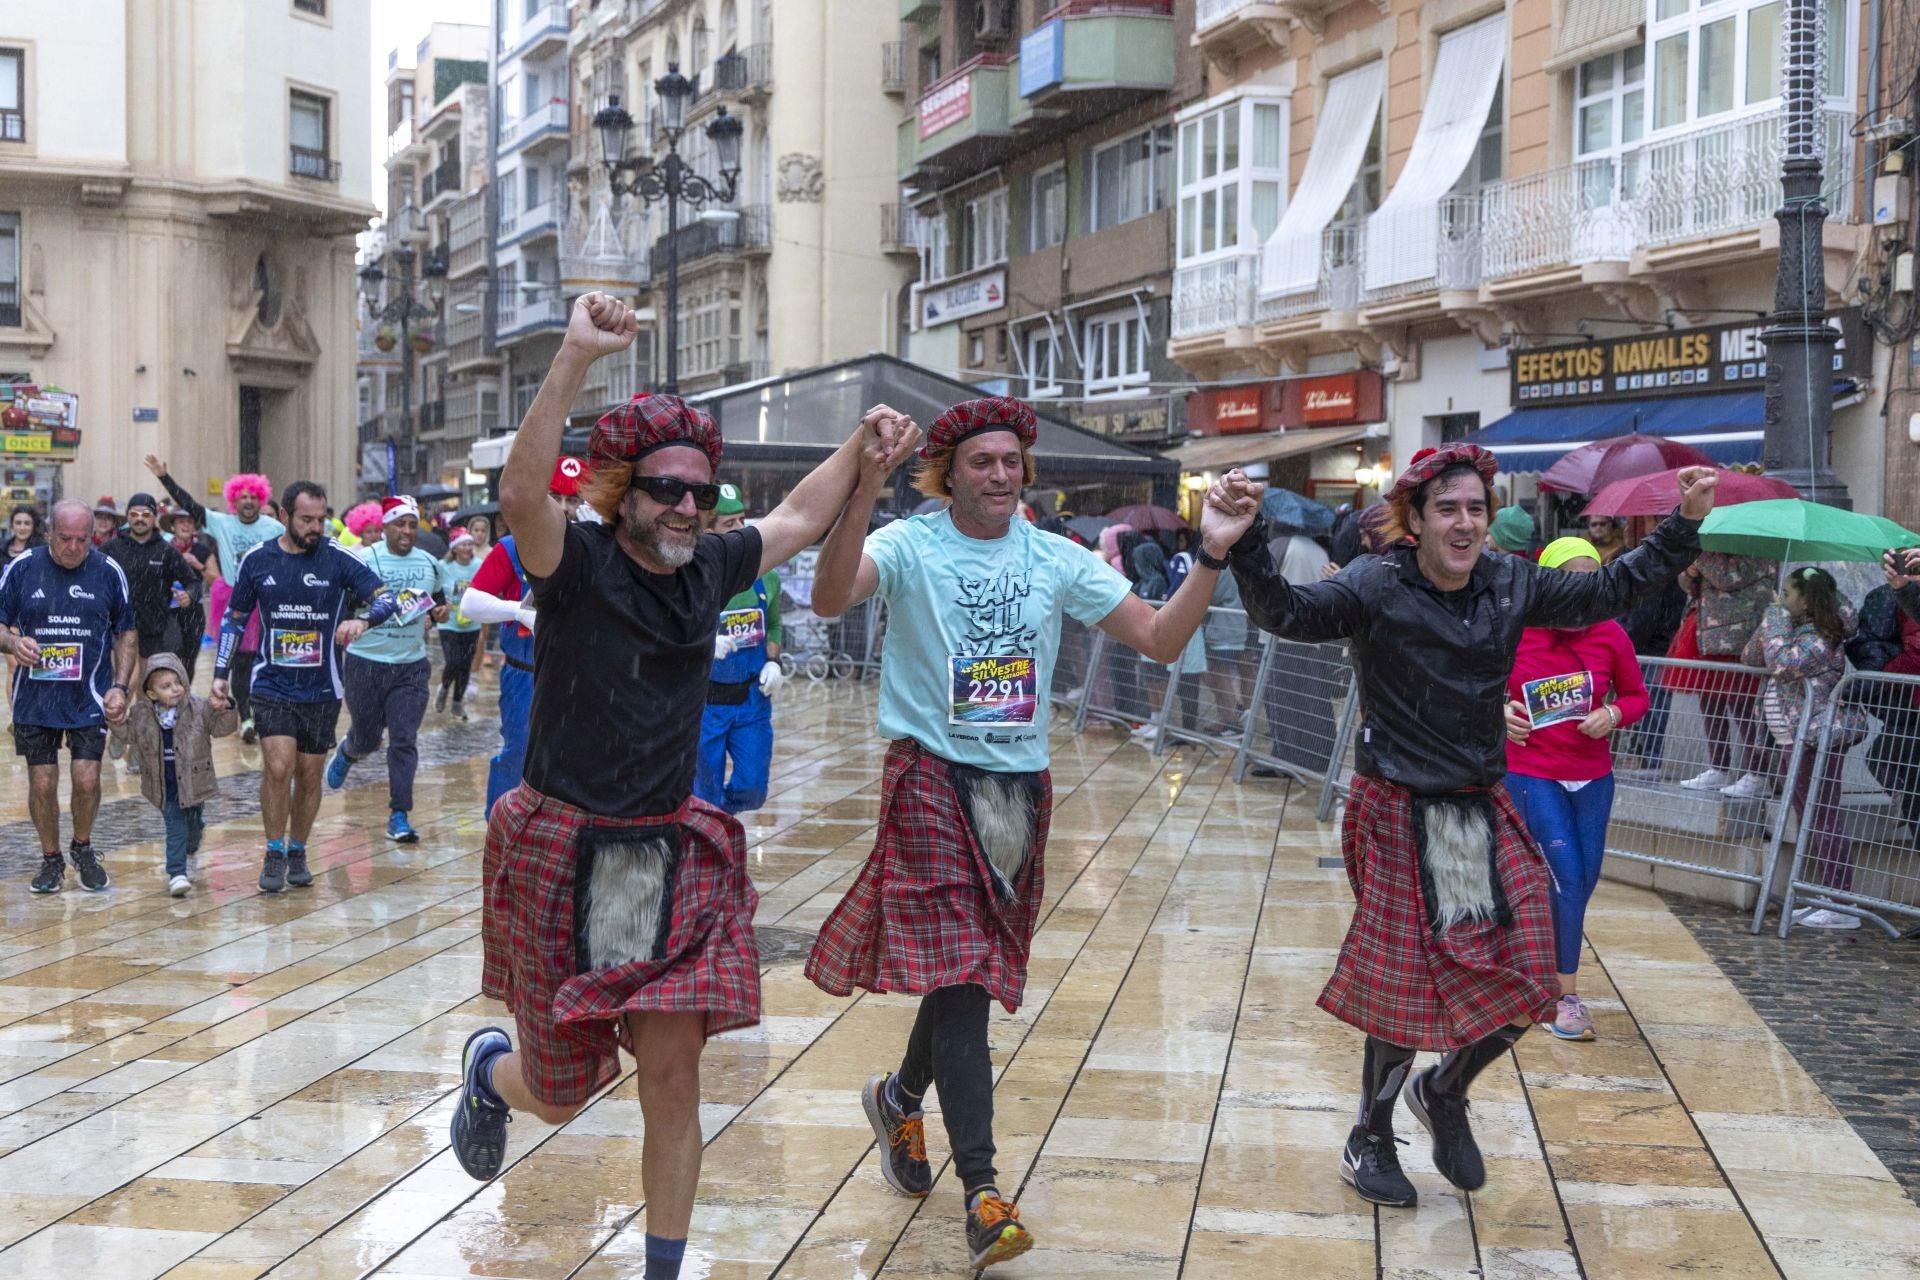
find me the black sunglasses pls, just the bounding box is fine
[629,475,722,510]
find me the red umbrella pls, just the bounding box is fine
[1582,466,1800,518]
[1538,434,1718,495]
[1103,503,1187,531]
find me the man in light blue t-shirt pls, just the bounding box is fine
[325,495,447,842]
[800,396,1256,1271]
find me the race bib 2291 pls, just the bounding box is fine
[950,654,1038,726]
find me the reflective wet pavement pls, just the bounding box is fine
[2,673,1917,1279]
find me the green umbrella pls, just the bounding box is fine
[1698,498,1920,562]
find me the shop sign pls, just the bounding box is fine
[1019,20,1064,97]
[1074,402,1171,441]
[1280,370,1383,427]
[918,268,1006,328]
[919,74,973,140]
[1,432,77,461]
[1186,383,1275,436]
[1511,308,1866,406]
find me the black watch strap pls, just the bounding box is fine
[1196,545,1230,571]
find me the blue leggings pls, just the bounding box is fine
[1505,772,1616,975]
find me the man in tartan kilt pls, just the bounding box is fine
[805,396,1260,1270]
[450,291,921,1280]
[1207,446,1719,1208]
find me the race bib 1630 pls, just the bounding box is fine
[30,642,82,681]
[950,654,1038,726]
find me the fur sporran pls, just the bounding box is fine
[1411,793,1511,933]
[573,827,682,972]
[949,764,1040,902]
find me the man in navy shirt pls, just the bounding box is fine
[0,501,139,893]
[214,481,397,893]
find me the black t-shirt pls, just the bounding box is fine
[522,521,763,817]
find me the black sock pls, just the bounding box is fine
[1429,1024,1526,1098]
[1357,1037,1417,1137]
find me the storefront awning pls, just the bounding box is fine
[1260,61,1384,298]
[1164,424,1374,473]
[1364,14,1507,292]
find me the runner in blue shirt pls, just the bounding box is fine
[0,501,139,894]
[213,480,397,894]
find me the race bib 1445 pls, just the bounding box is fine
[950,654,1038,726]
[269,628,323,668]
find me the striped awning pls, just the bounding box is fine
[1545,0,1643,74]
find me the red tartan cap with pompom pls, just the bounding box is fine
[1385,443,1499,502]
[920,396,1039,458]
[588,393,723,471]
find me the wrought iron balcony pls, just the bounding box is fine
[1634,107,1855,250]
[1257,222,1363,323]
[289,146,340,181]
[648,206,769,276]
[1479,159,1638,281]
[1359,195,1480,305]
[702,45,771,105]
[421,154,463,207]
[880,203,923,255]
[1172,252,1257,339]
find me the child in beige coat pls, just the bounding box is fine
[110,652,239,895]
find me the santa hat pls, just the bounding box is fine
[381,495,420,525]
[449,528,474,549]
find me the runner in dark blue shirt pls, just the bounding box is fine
[0,500,139,894]
[211,481,397,894]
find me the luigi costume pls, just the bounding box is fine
[694,485,785,813]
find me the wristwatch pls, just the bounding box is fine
[1196,544,1231,571]
[110,682,129,694]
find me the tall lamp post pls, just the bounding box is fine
[1761,0,1849,506]
[358,201,447,493]
[593,65,743,395]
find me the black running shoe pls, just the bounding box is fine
[69,842,109,892]
[966,1191,1033,1270]
[451,1027,513,1180]
[258,849,287,894]
[1339,1125,1417,1207]
[861,1072,932,1198]
[285,848,313,888]
[1406,1066,1486,1191]
[29,854,64,895]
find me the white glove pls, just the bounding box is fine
[758,661,786,697]
[714,633,738,660]
[514,603,538,633]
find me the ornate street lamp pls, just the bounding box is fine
[594,64,744,394]
[360,200,448,493]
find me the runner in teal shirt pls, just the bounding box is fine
[434,530,483,718]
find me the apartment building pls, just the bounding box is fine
[1,0,373,508]
[1171,0,1900,512]
[896,0,1199,447]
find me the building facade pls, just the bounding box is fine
[1,0,373,510]
[1171,0,1903,515]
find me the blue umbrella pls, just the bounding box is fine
[1259,488,1336,533]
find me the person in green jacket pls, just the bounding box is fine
[695,484,786,812]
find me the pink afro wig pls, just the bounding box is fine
[223,473,272,512]
[342,501,384,539]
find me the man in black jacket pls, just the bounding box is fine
[1208,445,1716,1211]
[100,492,203,665]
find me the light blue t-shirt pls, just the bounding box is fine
[865,511,1131,772]
[347,543,443,664]
[436,558,482,633]
[207,511,285,587]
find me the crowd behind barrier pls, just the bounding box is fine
[824,597,1920,940]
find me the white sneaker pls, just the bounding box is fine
[1719,772,1771,799]
[168,874,191,897]
[1679,769,1732,791]
[1793,907,1859,930]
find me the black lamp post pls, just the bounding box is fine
[359,201,447,492]
[593,64,743,394]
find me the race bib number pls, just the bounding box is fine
[950,654,1038,726]
[391,588,437,626]
[1522,670,1594,729]
[269,628,323,668]
[719,607,766,650]
[30,642,82,681]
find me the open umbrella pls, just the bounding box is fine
[450,501,500,526]
[1699,499,1920,562]
[1104,503,1186,531]
[1539,434,1718,495]
[1582,467,1799,518]
[1065,515,1112,543]
[1259,487,1336,533]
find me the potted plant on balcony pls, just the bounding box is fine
[374,326,398,352]
[410,330,437,356]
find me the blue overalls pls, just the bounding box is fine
[695,576,775,813]
[485,536,536,816]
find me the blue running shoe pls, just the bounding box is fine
[451,1027,513,1180]
[325,744,352,790]
[386,811,419,843]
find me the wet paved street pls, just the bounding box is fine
[2,672,1918,1278]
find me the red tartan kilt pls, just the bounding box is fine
[804,739,1048,1013]
[1317,774,1558,1052]
[482,783,761,1106]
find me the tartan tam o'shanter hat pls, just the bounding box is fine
[920,396,1039,459]
[589,393,724,471]
[1385,443,1500,503]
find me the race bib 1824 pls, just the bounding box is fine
[269,628,323,668]
[1522,670,1594,729]
[950,654,1038,726]
[719,606,766,650]
[29,642,82,681]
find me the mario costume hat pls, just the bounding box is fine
[381,495,421,525]
[589,394,724,470]
[714,483,746,517]
[920,396,1039,458]
[549,455,587,497]
[1385,443,1499,502]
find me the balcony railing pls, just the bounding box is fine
[422,154,463,205]
[497,288,567,338]
[1480,159,1638,281]
[447,382,493,441]
[1172,252,1257,339]
[1635,107,1854,250]
[1257,222,1363,322]
[289,146,340,181]
[504,100,570,151]
[703,45,771,102]
[418,400,447,435]
[882,42,909,94]
[1360,195,1480,304]
[499,197,564,245]
[0,281,20,328]
[881,202,924,253]
[507,3,570,58]
[448,191,489,276]
[649,206,769,275]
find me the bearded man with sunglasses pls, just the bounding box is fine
[453,291,920,1280]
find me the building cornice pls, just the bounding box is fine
[0,161,374,238]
